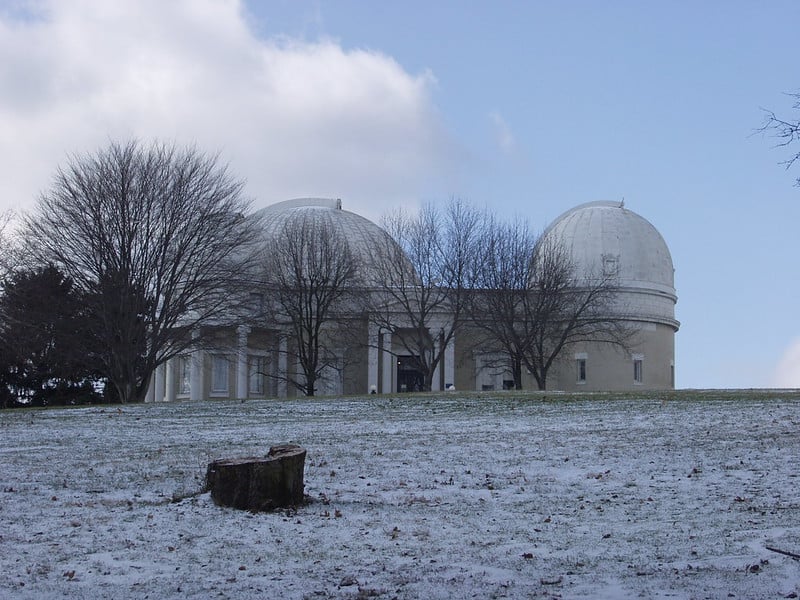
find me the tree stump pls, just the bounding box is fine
[205,444,306,511]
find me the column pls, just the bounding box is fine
[474,352,482,391]
[431,335,441,392]
[154,363,166,402]
[190,330,204,401]
[444,335,455,390]
[145,374,155,403]
[236,325,250,400]
[297,354,306,394]
[381,331,393,394]
[278,336,288,398]
[367,324,379,394]
[165,358,176,402]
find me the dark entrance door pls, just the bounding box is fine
[397,355,424,392]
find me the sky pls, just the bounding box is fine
[0,0,798,389]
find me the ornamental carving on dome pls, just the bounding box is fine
[602,254,620,276]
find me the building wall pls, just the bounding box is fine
[149,314,676,401]
[342,317,369,396]
[454,324,500,391]
[450,319,676,393]
[545,322,675,391]
[246,328,279,399]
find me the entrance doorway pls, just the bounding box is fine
[397,355,424,392]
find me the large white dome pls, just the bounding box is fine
[253,198,398,285]
[543,201,678,327]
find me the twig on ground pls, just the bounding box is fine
[766,546,800,560]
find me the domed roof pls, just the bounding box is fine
[542,201,678,327]
[543,201,675,293]
[253,198,399,285]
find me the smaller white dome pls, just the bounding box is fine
[543,201,677,327]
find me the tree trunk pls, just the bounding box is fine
[112,379,135,404]
[512,359,523,390]
[205,444,306,511]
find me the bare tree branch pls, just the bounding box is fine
[260,212,363,396]
[22,140,262,403]
[0,211,18,280]
[759,90,800,185]
[467,217,636,391]
[371,199,481,391]
[521,235,636,390]
[465,214,538,389]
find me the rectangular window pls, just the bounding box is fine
[249,355,265,396]
[634,359,643,384]
[179,356,191,395]
[576,358,587,383]
[670,361,675,388]
[211,355,229,393]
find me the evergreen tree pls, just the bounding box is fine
[0,265,101,406]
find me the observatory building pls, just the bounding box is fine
[146,198,678,401]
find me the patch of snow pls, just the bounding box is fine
[1,394,799,598]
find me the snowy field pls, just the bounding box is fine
[2,391,800,599]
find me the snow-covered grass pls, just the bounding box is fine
[2,391,800,599]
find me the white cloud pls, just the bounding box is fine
[771,338,800,388]
[488,111,516,155]
[0,0,456,222]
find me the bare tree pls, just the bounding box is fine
[23,140,261,403]
[520,235,635,390]
[466,215,538,390]
[466,214,635,391]
[0,212,21,404]
[371,199,480,392]
[261,213,362,396]
[760,90,800,185]
[0,211,16,279]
